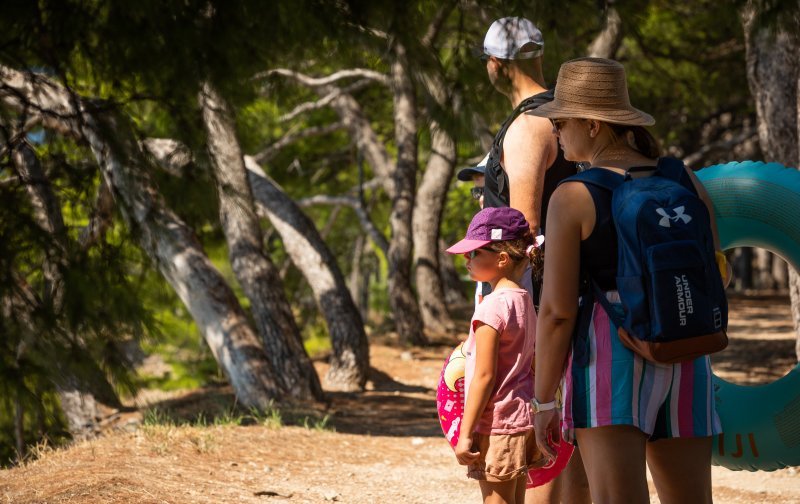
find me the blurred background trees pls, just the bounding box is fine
[0,0,797,465]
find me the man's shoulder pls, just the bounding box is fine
[504,112,553,145]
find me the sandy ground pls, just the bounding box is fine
[1,294,798,503]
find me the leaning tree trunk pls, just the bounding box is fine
[12,143,124,439]
[321,79,426,344]
[388,43,427,346]
[146,137,371,390]
[411,61,461,335]
[0,65,288,407]
[587,4,623,58]
[199,83,323,402]
[742,4,800,361]
[440,238,467,305]
[245,156,370,391]
[412,124,457,334]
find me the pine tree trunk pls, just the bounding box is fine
[742,4,800,361]
[310,69,425,344]
[412,125,457,334]
[200,84,323,402]
[755,248,774,289]
[14,391,24,461]
[348,234,368,318]
[587,5,623,58]
[440,238,467,305]
[0,65,288,408]
[773,254,789,289]
[245,156,370,391]
[12,143,124,439]
[790,269,800,361]
[389,43,427,346]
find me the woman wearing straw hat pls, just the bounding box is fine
[529,58,722,503]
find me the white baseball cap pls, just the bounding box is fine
[483,17,544,60]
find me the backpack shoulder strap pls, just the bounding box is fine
[494,92,550,149]
[560,168,624,193]
[518,88,555,113]
[591,280,626,328]
[654,156,699,196]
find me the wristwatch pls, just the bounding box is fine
[531,397,557,414]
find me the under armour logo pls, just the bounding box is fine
[656,206,692,227]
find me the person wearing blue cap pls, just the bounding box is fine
[457,153,490,210]
[458,154,493,307]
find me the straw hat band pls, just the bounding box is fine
[554,91,631,107]
[530,57,655,126]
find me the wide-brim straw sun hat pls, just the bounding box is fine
[531,57,655,126]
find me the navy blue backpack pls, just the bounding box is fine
[569,157,728,363]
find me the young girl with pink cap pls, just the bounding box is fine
[446,206,544,504]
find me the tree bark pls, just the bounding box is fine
[144,137,371,389]
[742,4,800,361]
[272,68,428,345]
[349,234,369,318]
[388,42,427,346]
[14,391,24,461]
[773,253,789,289]
[0,65,288,408]
[199,83,323,402]
[440,238,467,305]
[245,156,370,391]
[587,5,623,59]
[755,248,774,289]
[12,142,124,439]
[412,125,457,334]
[410,57,462,335]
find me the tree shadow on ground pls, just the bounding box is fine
[138,373,442,438]
[367,367,431,394]
[711,337,797,385]
[325,389,441,437]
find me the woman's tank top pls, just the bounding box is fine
[580,175,620,291]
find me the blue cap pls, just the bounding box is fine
[456,153,490,181]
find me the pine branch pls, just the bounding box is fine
[253,121,346,164]
[263,68,390,87]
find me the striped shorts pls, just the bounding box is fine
[563,292,722,441]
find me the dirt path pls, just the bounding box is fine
[1,295,798,503]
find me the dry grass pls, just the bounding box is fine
[1,295,798,503]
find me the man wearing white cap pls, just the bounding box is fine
[481,17,577,308]
[481,17,575,237]
[480,17,588,504]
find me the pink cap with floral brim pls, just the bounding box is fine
[446,207,530,254]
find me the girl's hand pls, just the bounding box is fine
[455,434,480,466]
[534,408,561,461]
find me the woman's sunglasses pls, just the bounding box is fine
[470,187,484,200]
[550,118,568,132]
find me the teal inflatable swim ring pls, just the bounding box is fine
[697,161,800,471]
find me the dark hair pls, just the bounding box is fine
[608,124,661,159]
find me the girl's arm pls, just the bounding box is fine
[534,183,589,458]
[455,322,500,466]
